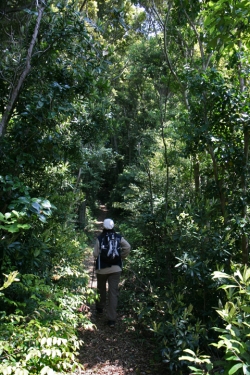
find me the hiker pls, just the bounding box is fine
[93,218,131,327]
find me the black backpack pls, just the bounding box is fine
[96,232,122,269]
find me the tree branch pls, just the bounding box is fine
[183,7,213,70]
[79,0,88,12]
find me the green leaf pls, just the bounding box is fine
[243,364,250,375]
[212,271,232,279]
[15,368,29,375]
[183,348,196,355]
[18,196,30,203]
[226,355,240,361]
[0,271,19,290]
[17,223,31,229]
[34,249,40,257]
[31,202,40,213]
[39,214,47,223]
[41,200,51,209]
[179,355,195,361]
[5,224,20,233]
[243,267,250,282]
[241,306,250,313]
[188,366,203,373]
[219,285,238,290]
[40,366,55,375]
[229,363,243,374]
[235,269,243,281]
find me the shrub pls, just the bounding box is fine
[179,264,250,375]
[0,271,95,375]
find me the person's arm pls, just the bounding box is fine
[120,237,131,259]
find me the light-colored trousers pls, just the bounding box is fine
[96,271,121,321]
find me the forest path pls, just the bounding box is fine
[77,205,167,375]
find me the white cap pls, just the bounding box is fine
[103,218,114,230]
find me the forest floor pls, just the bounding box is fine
[77,205,168,375]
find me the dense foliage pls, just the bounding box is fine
[1,0,250,374]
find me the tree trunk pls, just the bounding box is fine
[238,40,249,264]
[146,166,154,217]
[0,4,44,138]
[207,145,226,219]
[161,115,169,210]
[79,200,87,229]
[193,155,200,195]
[241,127,249,264]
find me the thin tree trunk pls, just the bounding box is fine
[79,200,87,229]
[193,155,200,195]
[161,116,170,211]
[0,4,44,137]
[241,119,249,264]
[79,0,88,12]
[112,135,118,153]
[238,40,249,264]
[207,145,226,219]
[146,166,154,216]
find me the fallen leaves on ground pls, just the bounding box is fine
[77,305,167,375]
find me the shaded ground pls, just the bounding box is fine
[77,206,167,375]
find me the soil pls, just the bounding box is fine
[77,206,168,375]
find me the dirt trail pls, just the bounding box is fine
[77,206,167,375]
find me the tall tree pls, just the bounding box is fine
[134,0,250,263]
